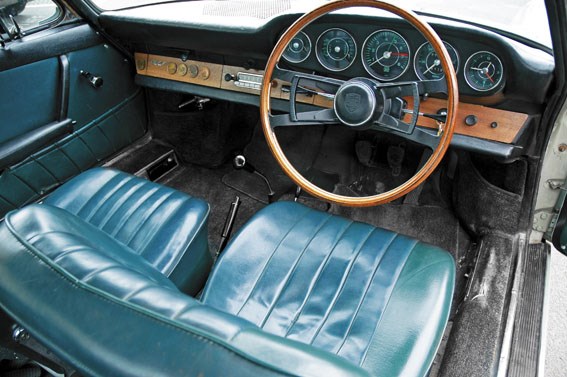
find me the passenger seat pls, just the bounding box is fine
[42,167,211,295]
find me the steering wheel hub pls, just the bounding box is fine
[334,79,378,128]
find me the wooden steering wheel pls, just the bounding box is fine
[260,0,459,207]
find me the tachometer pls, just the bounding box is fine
[283,31,312,63]
[361,29,410,81]
[315,28,357,72]
[414,41,459,80]
[464,51,504,92]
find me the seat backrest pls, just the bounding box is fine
[0,205,369,377]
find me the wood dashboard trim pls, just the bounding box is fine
[135,53,528,144]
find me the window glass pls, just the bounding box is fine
[0,0,62,33]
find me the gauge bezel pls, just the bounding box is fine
[282,31,312,64]
[464,51,504,92]
[413,41,459,81]
[315,28,357,72]
[361,29,411,81]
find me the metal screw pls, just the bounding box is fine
[490,122,498,128]
[12,326,29,343]
[558,143,567,152]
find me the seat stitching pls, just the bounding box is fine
[122,190,176,247]
[258,213,334,329]
[171,301,200,321]
[80,265,122,283]
[284,220,354,337]
[334,233,404,355]
[122,284,153,301]
[52,246,96,264]
[308,227,376,345]
[235,205,313,317]
[97,180,148,231]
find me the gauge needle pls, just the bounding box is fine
[390,52,409,57]
[424,59,441,75]
[485,71,494,83]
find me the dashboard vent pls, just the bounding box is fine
[203,0,292,19]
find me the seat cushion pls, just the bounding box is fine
[201,201,455,376]
[0,204,370,377]
[44,167,211,295]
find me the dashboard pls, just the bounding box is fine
[98,2,556,160]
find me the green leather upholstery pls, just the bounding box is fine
[0,43,146,218]
[0,205,369,377]
[0,193,454,376]
[44,167,212,295]
[202,202,455,376]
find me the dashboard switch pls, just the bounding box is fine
[465,115,478,126]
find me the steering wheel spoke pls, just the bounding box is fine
[270,109,339,128]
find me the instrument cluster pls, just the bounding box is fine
[282,26,505,93]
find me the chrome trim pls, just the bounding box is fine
[464,51,504,92]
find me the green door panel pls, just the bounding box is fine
[0,58,59,142]
[0,91,146,217]
[0,34,147,218]
[67,44,140,129]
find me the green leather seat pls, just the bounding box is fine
[202,201,455,376]
[43,167,212,295]
[0,195,454,376]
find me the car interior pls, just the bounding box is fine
[0,0,563,376]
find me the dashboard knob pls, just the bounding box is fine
[189,64,199,78]
[167,62,177,75]
[465,115,478,126]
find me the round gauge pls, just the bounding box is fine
[315,28,357,72]
[464,51,504,92]
[361,29,410,81]
[413,41,459,80]
[283,31,312,63]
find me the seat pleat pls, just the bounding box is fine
[308,229,398,354]
[140,200,204,274]
[336,237,418,364]
[121,190,176,248]
[108,185,159,238]
[129,195,190,262]
[258,214,334,329]
[259,216,350,336]
[112,186,170,244]
[283,221,362,341]
[87,177,142,227]
[270,220,352,338]
[237,211,333,327]
[232,206,314,319]
[96,180,150,231]
[78,175,134,221]
[307,226,377,345]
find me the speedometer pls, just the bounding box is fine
[361,29,410,81]
[414,41,459,80]
[315,28,357,72]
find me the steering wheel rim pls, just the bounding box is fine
[260,0,459,207]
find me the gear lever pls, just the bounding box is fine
[233,155,275,203]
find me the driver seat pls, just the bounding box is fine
[0,198,454,376]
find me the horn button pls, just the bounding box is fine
[334,78,382,128]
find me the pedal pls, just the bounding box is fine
[387,144,405,177]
